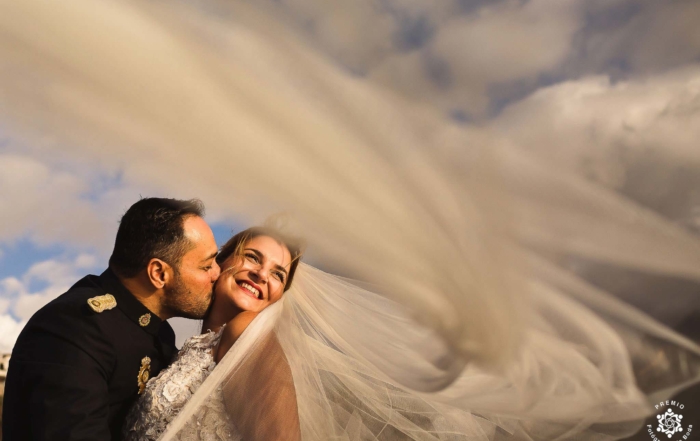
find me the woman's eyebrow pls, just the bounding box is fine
[273,264,289,275]
[244,248,289,274]
[244,248,263,257]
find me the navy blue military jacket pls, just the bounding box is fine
[2,269,177,440]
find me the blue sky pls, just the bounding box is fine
[1,0,699,350]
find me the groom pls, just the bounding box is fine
[2,197,221,440]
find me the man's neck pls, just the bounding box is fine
[115,270,170,320]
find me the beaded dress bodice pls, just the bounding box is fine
[123,328,238,441]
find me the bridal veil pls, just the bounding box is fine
[1,1,699,439]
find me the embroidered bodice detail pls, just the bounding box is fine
[123,328,236,440]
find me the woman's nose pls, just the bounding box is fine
[248,265,269,284]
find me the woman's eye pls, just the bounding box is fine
[202,266,212,271]
[274,271,285,282]
[245,253,260,263]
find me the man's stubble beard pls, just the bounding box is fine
[163,272,213,320]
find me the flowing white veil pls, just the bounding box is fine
[1,1,699,440]
[162,260,700,440]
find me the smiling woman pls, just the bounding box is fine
[205,223,304,328]
[207,229,303,360]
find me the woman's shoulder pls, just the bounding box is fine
[215,311,259,362]
[227,311,259,337]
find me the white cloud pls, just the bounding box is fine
[493,65,700,185]
[259,0,459,74]
[0,277,25,299]
[276,0,398,73]
[267,0,700,119]
[483,65,700,232]
[0,314,26,353]
[626,2,700,72]
[0,151,152,254]
[370,0,581,116]
[0,253,100,324]
[576,1,700,75]
[0,252,102,351]
[0,154,105,248]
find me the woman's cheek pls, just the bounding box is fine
[269,285,283,303]
[227,280,241,302]
[215,277,235,302]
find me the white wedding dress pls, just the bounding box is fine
[2,1,700,440]
[122,329,236,441]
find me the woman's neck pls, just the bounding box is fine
[201,295,242,333]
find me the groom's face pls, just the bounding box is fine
[163,215,220,319]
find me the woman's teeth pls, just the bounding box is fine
[240,282,261,299]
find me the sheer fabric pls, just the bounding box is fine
[160,264,699,441]
[220,332,301,441]
[1,1,700,440]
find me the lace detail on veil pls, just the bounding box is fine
[123,328,237,441]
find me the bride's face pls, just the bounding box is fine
[215,235,292,313]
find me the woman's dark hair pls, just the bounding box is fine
[109,197,205,278]
[217,217,305,291]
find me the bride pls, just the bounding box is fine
[2,1,700,440]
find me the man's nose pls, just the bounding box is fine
[211,261,221,281]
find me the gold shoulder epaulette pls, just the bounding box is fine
[87,294,117,313]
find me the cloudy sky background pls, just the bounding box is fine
[1,0,700,350]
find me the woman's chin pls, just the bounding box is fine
[231,292,263,312]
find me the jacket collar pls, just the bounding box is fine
[99,268,165,336]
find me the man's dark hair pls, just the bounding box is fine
[109,197,205,278]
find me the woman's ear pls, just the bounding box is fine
[146,258,172,289]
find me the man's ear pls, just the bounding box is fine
[146,258,173,289]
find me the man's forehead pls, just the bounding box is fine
[183,216,217,257]
[183,216,211,241]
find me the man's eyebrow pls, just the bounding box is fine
[201,251,218,262]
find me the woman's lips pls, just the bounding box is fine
[237,280,261,299]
